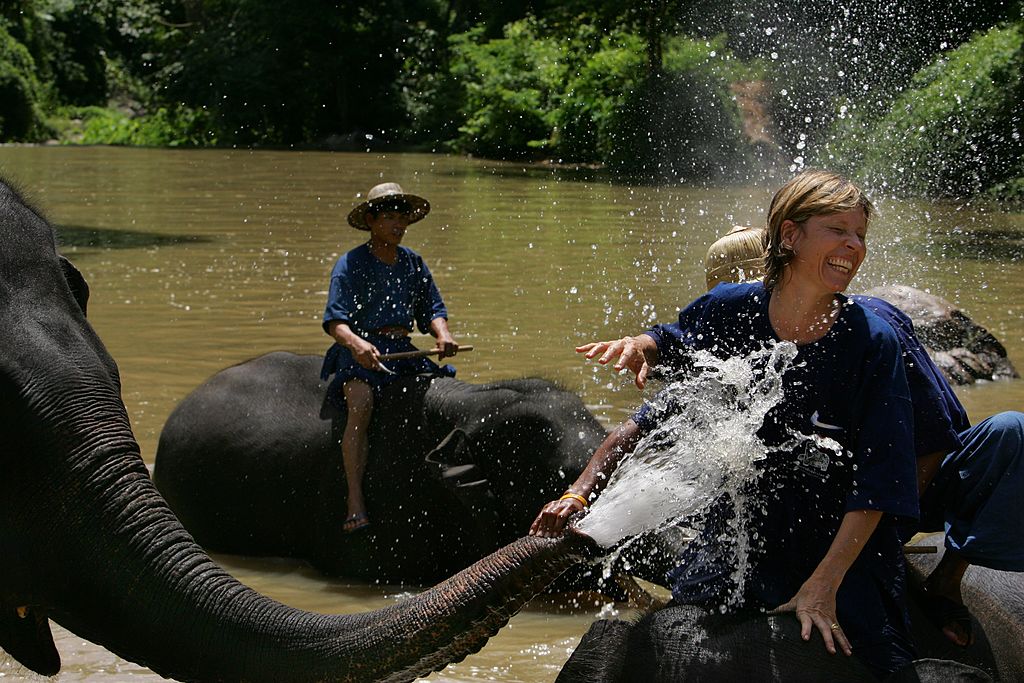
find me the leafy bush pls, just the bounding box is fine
[819,21,1024,198]
[588,35,752,180]
[551,31,645,163]
[448,20,568,158]
[0,24,45,140]
[62,105,216,147]
[448,23,753,177]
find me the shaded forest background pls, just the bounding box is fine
[1,0,1021,199]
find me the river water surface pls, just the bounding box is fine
[1,146,1022,681]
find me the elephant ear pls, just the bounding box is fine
[59,255,90,316]
[424,428,502,552]
[0,605,60,676]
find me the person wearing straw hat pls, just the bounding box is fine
[698,222,1024,649]
[321,182,459,533]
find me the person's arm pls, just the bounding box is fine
[326,320,383,371]
[771,509,882,656]
[529,419,643,537]
[576,334,660,389]
[917,450,947,496]
[429,316,458,359]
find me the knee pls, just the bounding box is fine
[987,411,1024,445]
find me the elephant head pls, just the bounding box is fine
[0,179,595,681]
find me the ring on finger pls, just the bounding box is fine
[830,623,840,631]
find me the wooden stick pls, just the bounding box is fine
[379,345,474,361]
[902,545,939,554]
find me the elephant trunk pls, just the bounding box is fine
[51,485,595,683]
[349,532,597,683]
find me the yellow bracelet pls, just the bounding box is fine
[559,492,589,508]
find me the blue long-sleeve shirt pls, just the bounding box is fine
[320,243,447,379]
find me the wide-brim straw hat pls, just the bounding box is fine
[705,225,767,290]
[347,182,430,231]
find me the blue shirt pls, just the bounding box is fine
[635,283,918,655]
[320,243,447,379]
[852,295,970,457]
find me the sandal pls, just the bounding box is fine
[918,588,975,647]
[343,512,371,534]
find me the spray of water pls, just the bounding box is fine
[574,341,818,592]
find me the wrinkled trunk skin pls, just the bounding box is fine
[0,179,595,682]
[348,533,596,683]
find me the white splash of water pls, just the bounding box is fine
[574,341,799,554]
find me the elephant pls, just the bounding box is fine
[555,533,1024,682]
[152,354,620,585]
[0,178,598,681]
[864,285,1018,386]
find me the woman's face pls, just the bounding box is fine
[782,208,867,294]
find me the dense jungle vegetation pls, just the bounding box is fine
[0,0,1021,199]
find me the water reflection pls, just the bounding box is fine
[56,224,211,251]
[0,146,1020,681]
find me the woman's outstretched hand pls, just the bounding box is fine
[529,496,586,538]
[576,335,657,389]
[770,576,852,657]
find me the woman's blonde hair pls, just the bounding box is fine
[763,169,873,291]
[705,225,766,290]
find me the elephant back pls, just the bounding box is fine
[864,285,1018,385]
[154,352,335,557]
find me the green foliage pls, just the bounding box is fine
[445,23,753,178]
[0,0,1018,197]
[555,32,751,180]
[552,30,645,162]
[397,20,463,145]
[448,20,567,158]
[0,23,45,139]
[39,0,109,106]
[60,104,217,146]
[820,21,1024,198]
[159,0,445,146]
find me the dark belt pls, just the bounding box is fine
[369,326,410,337]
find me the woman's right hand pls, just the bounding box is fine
[529,497,586,538]
[576,336,656,389]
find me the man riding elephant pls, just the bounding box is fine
[321,181,460,534]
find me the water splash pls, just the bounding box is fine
[574,341,800,555]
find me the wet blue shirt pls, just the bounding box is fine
[852,295,970,456]
[320,243,447,380]
[634,282,918,668]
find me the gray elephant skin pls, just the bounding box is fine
[557,534,1024,682]
[154,355,611,584]
[0,179,597,682]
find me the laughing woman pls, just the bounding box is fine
[531,170,919,678]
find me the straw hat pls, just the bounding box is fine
[347,182,430,231]
[704,225,767,290]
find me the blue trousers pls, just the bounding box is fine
[919,411,1024,571]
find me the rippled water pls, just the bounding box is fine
[1,146,1021,681]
